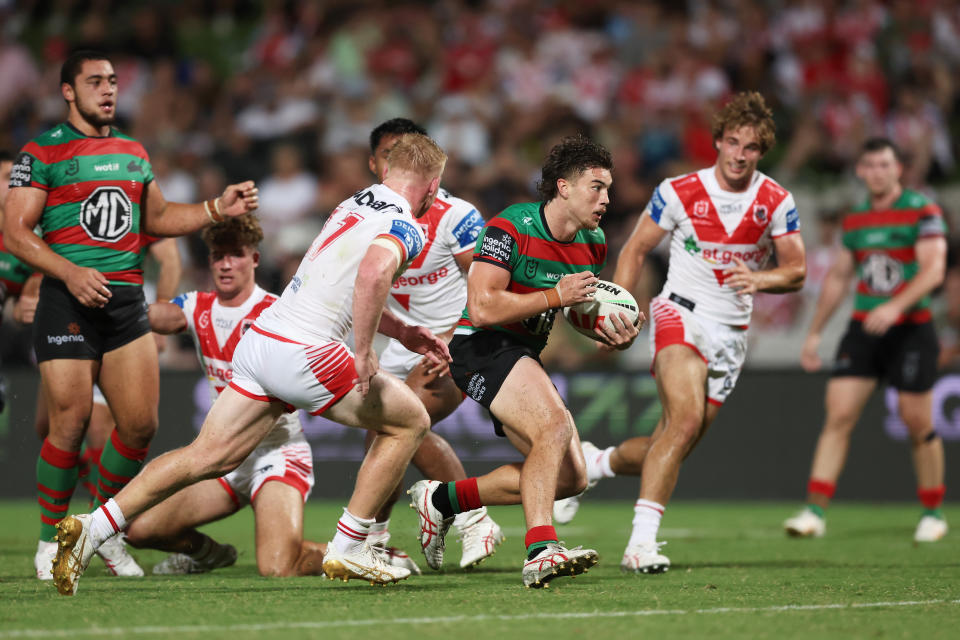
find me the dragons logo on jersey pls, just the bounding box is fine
[80,186,132,243]
[860,253,904,295]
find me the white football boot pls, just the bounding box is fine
[522,542,598,588]
[322,541,411,585]
[97,534,144,576]
[35,540,57,580]
[51,514,96,595]
[553,441,604,524]
[408,480,454,570]
[914,515,948,542]
[783,508,826,538]
[455,507,505,569]
[621,541,670,574]
[368,528,422,576]
[152,541,238,575]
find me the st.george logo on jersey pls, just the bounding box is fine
[80,186,132,242]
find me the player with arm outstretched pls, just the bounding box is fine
[784,138,947,543]
[123,214,325,576]
[408,135,638,588]
[553,93,806,574]
[50,133,450,595]
[361,119,503,573]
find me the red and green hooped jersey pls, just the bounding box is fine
[455,201,607,352]
[841,189,946,324]
[0,234,34,296]
[10,122,155,286]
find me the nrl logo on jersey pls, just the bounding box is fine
[80,186,132,242]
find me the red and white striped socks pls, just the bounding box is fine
[628,499,665,547]
[332,509,375,554]
[89,498,127,548]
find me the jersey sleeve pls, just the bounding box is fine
[9,144,49,191]
[645,181,680,231]
[446,204,484,256]
[916,202,946,238]
[769,192,800,238]
[172,291,198,334]
[375,217,426,266]
[473,216,519,271]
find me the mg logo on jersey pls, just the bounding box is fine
[693,200,709,218]
[861,253,904,295]
[80,186,132,242]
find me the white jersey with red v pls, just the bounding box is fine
[386,188,484,333]
[255,182,426,345]
[648,167,799,326]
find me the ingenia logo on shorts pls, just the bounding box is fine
[47,322,85,345]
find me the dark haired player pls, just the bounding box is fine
[554,92,806,574]
[363,119,502,573]
[408,135,639,588]
[125,214,326,576]
[3,50,258,582]
[785,137,947,542]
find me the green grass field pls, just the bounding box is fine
[1,500,957,639]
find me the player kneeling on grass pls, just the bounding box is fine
[408,136,639,588]
[122,214,325,576]
[50,134,451,595]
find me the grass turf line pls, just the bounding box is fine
[1,500,957,640]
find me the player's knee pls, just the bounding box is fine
[556,461,588,498]
[257,561,295,577]
[117,416,159,449]
[666,412,701,444]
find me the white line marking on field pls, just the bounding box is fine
[3,599,958,637]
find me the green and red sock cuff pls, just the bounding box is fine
[917,484,946,510]
[807,478,836,500]
[40,439,80,468]
[454,478,482,512]
[107,429,148,462]
[524,525,558,559]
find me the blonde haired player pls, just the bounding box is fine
[51,134,451,594]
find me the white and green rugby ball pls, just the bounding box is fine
[562,279,641,342]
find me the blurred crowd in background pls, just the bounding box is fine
[2,0,960,371]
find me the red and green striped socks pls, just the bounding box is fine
[92,429,148,510]
[918,484,946,519]
[430,478,483,519]
[37,439,79,542]
[525,525,558,560]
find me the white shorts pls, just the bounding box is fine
[229,324,356,416]
[648,296,748,406]
[379,338,421,379]
[219,429,314,505]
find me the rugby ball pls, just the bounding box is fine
[562,279,641,342]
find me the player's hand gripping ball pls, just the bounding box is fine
[562,279,641,342]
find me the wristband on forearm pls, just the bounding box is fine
[203,198,224,223]
[541,287,562,309]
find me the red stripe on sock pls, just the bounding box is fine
[38,496,69,513]
[37,483,74,499]
[41,513,64,526]
[97,466,134,485]
[109,429,148,462]
[40,439,80,469]
[99,504,120,534]
[524,525,558,548]
[807,479,836,499]
[454,478,483,512]
[336,521,368,541]
[917,484,946,509]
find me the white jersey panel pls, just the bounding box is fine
[647,167,799,326]
[385,188,483,333]
[255,183,426,345]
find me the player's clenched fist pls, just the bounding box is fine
[65,265,112,308]
[220,181,259,216]
[554,271,598,306]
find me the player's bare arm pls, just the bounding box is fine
[467,261,597,327]
[3,186,111,308]
[800,247,855,372]
[723,232,806,295]
[148,239,182,302]
[612,212,666,323]
[147,302,188,334]
[352,244,402,395]
[140,180,259,237]
[863,235,946,336]
[12,273,42,324]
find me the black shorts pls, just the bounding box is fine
[449,331,542,437]
[33,277,151,362]
[831,320,939,392]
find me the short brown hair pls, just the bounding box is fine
[201,214,264,250]
[537,135,613,201]
[386,133,447,177]
[711,91,776,154]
